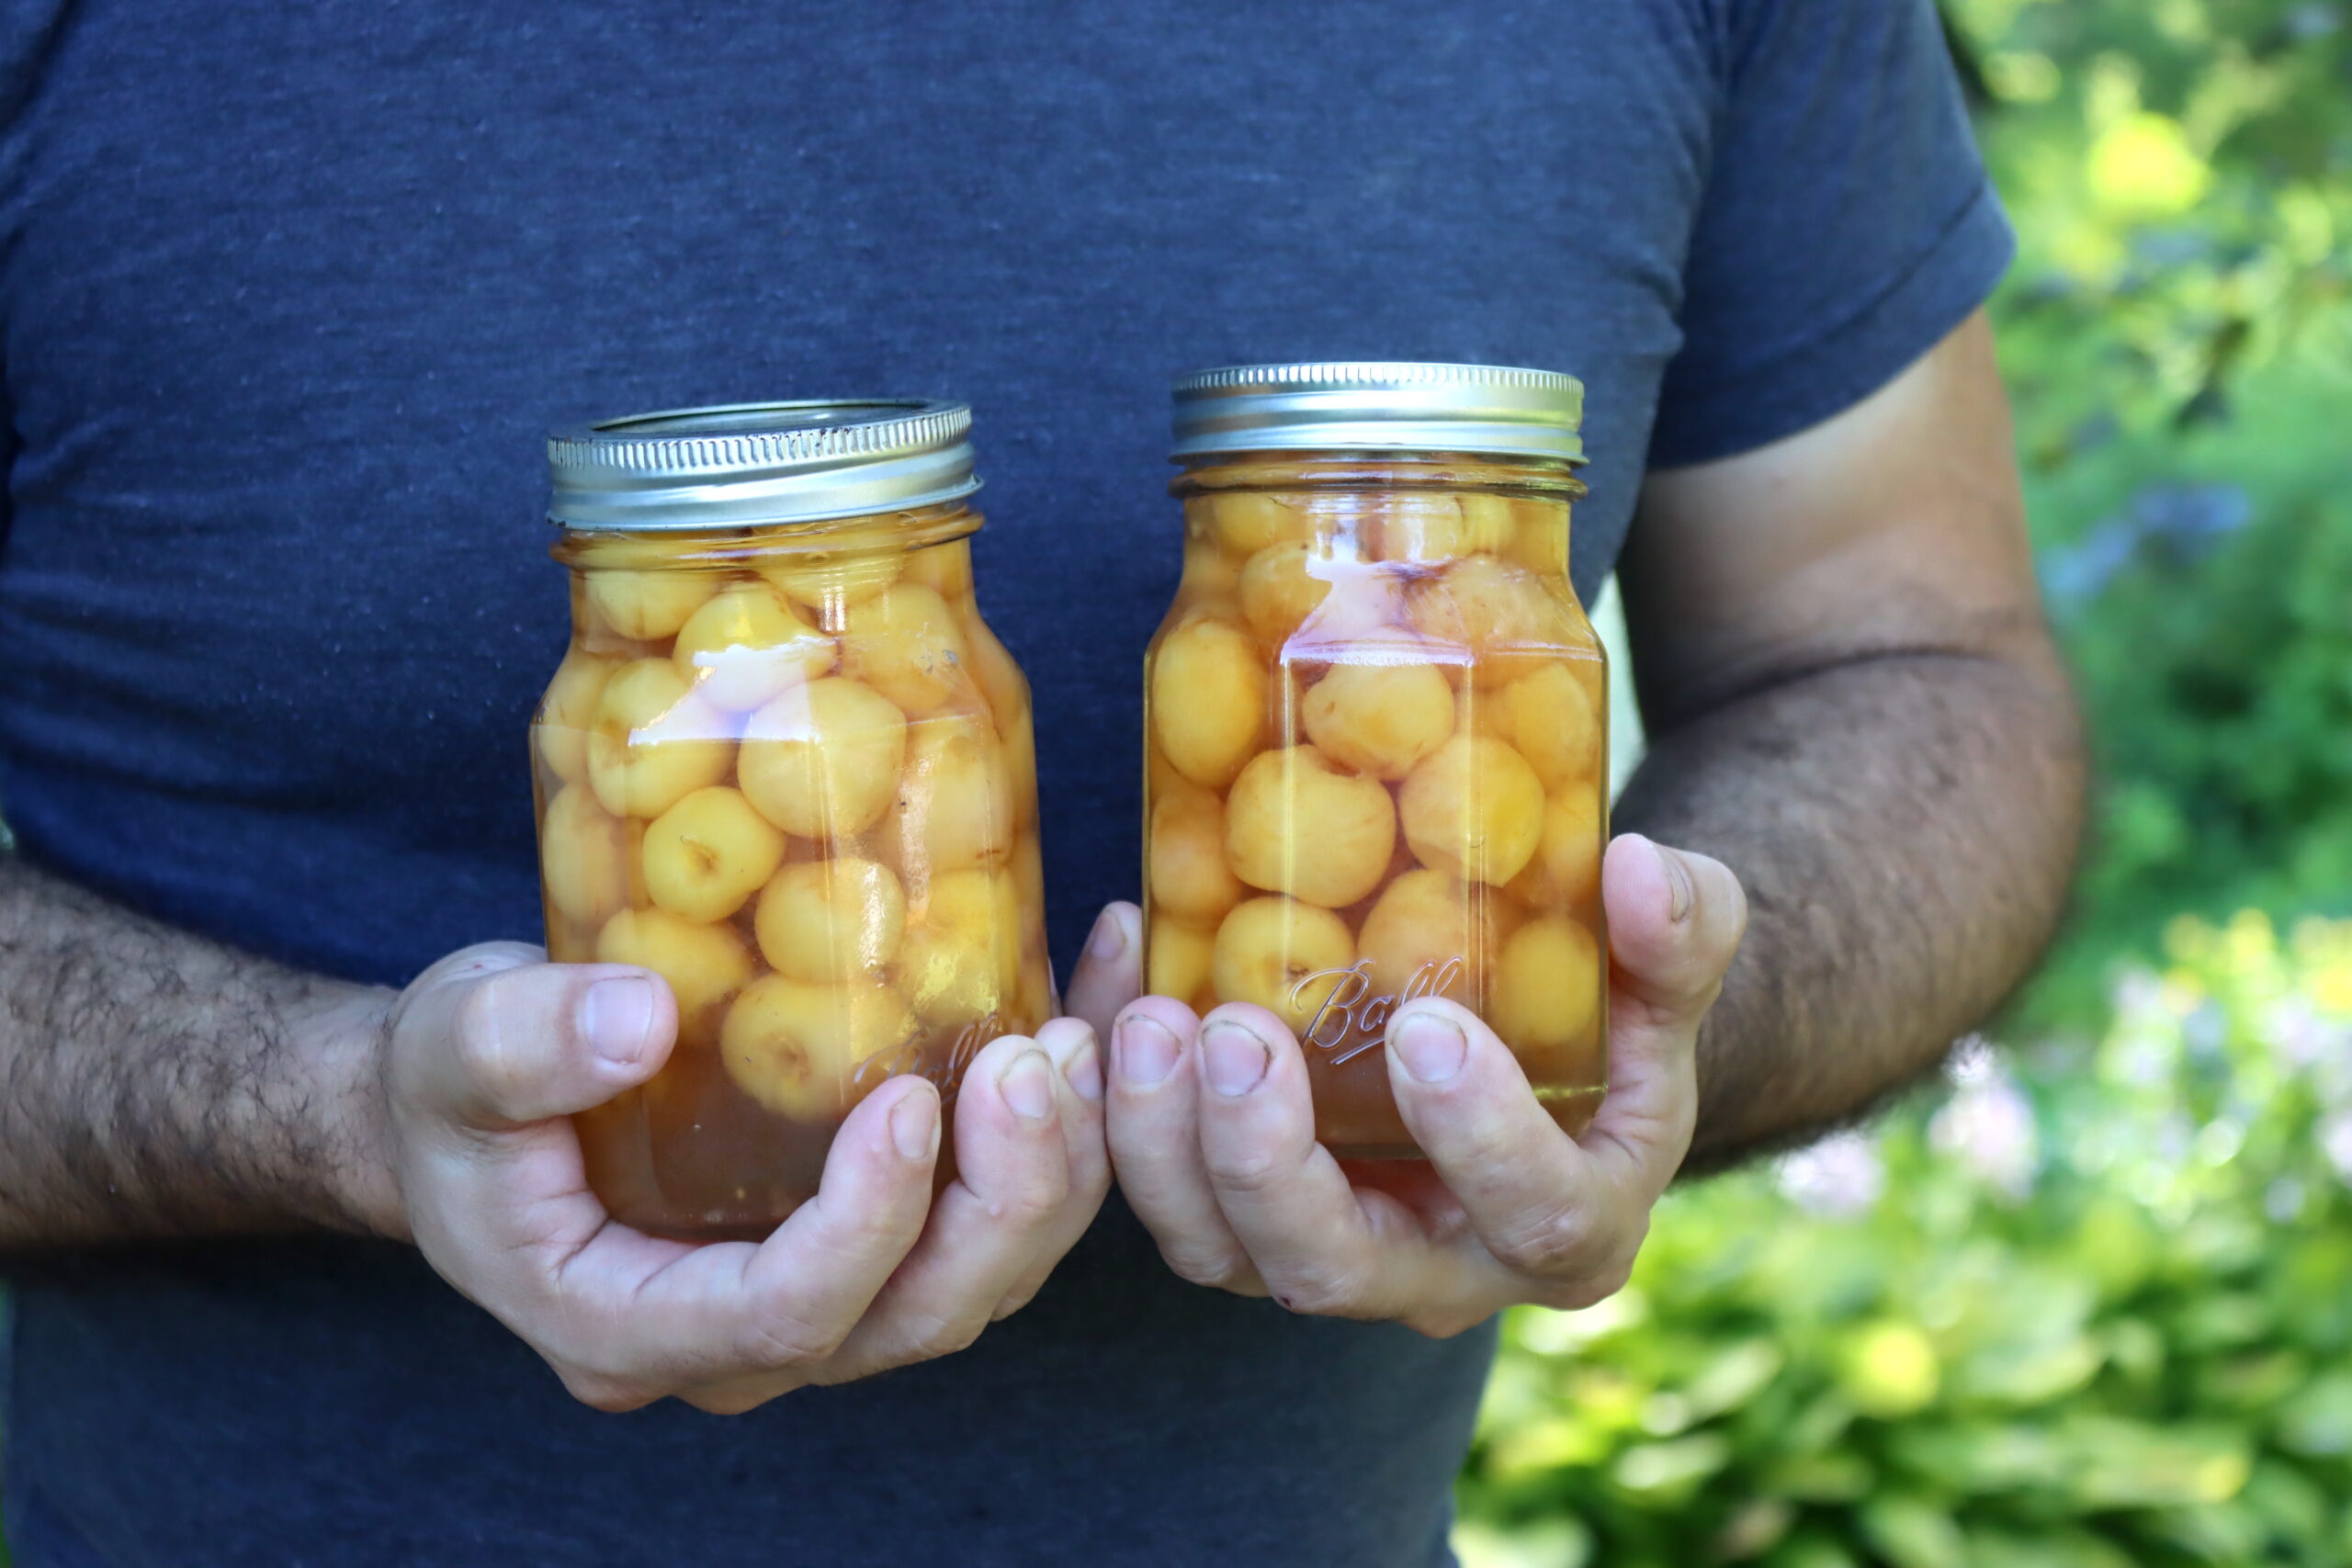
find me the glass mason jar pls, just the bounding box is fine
[1143,364,1608,1156]
[532,400,1053,1239]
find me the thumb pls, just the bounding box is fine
[1061,902,1143,1042]
[391,944,679,1129]
[1581,835,1746,1187]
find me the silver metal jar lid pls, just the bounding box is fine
[1170,361,1586,464]
[548,400,980,530]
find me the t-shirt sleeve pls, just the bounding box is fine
[1645,0,2015,468]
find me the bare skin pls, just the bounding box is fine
[0,871,1110,1413]
[1070,310,2086,1328]
[0,309,2082,1389]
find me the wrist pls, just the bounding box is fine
[288,986,411,1242]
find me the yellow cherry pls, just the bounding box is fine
[719,975,914,1119]
[1497,660,1603,792]
[1148,784,1246,924]
[1506,785,1606,910]
[1200,491,1310,558]
[1457,493,1522,555]
[670,581,837,713]
[1356,868,1492,1003]
[894,923,1004,1027]
[539,781,633,929]
[738,676,909,840]
[1399,733,1545,885]
[1150,615,1268,789]
[1488,916,1601,1054]
[1369,494,1474,562]
[901,538,974,601]
[1182,535,1244,603]
[583,658,734,819]
[536,647,619,784]
[1506,498,1571,577]
[888,713,1015,877]
[1224,745,1396,909]
[1148,916,1217,1011]
[641,785,786,923]
[596,906,754,1042]
[757,553,902,620]
[958,609,1030,729]
[755,855,908,983]
[840,582,972,717]
[1300,662,1456,780]
[1211,897,1357,1035]
[1238,540,1334,651]
[584,568,718,642]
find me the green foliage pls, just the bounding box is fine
[1458,914,2352,1568]
[1949,0,2352,1026]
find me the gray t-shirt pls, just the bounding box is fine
[0,0,2009,1562]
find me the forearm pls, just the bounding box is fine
[1612,642,2086,1168]
[0,857,400,1248]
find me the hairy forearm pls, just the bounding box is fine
[0,858,398,1248]
[1613,645,2086,1168]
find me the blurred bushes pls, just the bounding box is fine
[1458,914,2352,1567]
[1955,0,2352,1026]
[1460,5,2352,1562]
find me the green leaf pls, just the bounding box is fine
[1858,1495,1968,1568]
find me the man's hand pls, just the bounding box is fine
[1064,835,1743,1336]
[370,942,1107,1413]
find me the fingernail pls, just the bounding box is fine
[1000,1049,1056,1122]
[888,1086,940,1162]
[1088,907,1129,961]
[1063,1040,1104,1102]
[1115,1015,1181,1087]
[581,976,655,1066]
[1200,1021,1270,1098]
[1394,1009,1467,1084]
[1654,840,1694,923]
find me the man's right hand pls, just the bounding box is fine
[362,942,1106,1414]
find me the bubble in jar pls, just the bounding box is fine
[641,785,787,924]
[584,658,736,819]
[720,974,914,1119]
[586,568,719,642]
[1398,733,1544,886]
[755,855,909,983]
[671,581,838,713]
[537,648,619,784]
[539,781,635,929]
[1211,896,1356,1035]
[596,905,755,1043]
[1224,745,1396,910]
[841,582,973,717]
[738,676,910,840]
[1496,660,1601,792]
[1300,662,1456,780]
[1489,915,1600,1053]
[1150,615,1268,788]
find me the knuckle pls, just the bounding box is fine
[740,1306,848,1370]
[1158,1240,1253,1292]
[449,982,537,1110]
[1487,1201,1603,1279]
[1201,1147,1292,1200]
[1264,1261,1366,1318]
